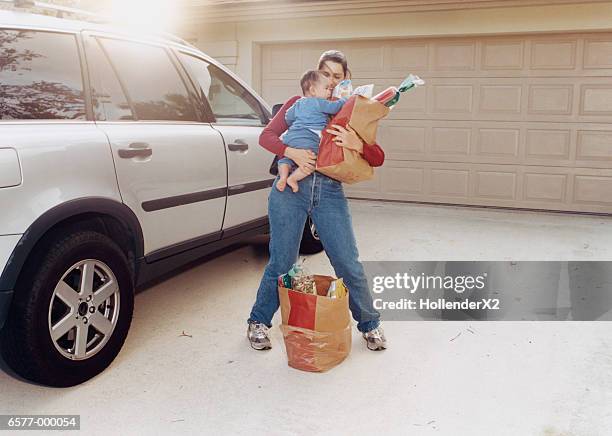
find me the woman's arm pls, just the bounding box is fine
[362,142,385,167]
[326,124,386,167]
[259,95,301,157]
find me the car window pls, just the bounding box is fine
[0,29,86,120]
[99,38,197,122]
[178,52,266,126]
[85,37,133,121]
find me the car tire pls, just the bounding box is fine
[0,230,134,387]
[299,217,324,255]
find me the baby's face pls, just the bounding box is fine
[312,76,332,99]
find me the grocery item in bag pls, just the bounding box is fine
[278,263,303,289]
[373,74,426,108]
[353,84,374,98]
[373,86,398,106]
[332,79,353,99]
[292,275,318,295]
[327,278,348,299]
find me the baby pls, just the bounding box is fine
[277,70,347,192]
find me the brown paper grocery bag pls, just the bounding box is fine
[316,95,389,184]
[278,275,351,372]
[316,146,374,185]
[347,95,390,146]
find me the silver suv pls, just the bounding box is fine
[0,8,321,387]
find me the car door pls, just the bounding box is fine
[83,34,227,260]
[176,51,274,233]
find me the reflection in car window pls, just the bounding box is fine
[0,30,86,120]
[85,37,133,121]
[178,53,265,126]
[99,38,197,122]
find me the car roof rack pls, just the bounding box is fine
[0,0,197,48]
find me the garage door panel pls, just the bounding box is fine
[580,84,612,116]
[431,83,474,114]
[475,170,517,200]
[263,77,612,123]
[384,42,429,71]
[378,120,612,169]
[576,130,612,163]
[261,33,612,213]
[262,46,302,75]
[524,173,569,203]
[482,39,525,70]
[344,162,612,213]
[529,84,573,115]
[574,175,612,206]
[392,77,612,122]
[530,39,578,70]
[584,37,612,70]
[261,34,612,83]
[525,128,571,161]
[432,41,478,71]
[480,85,522,114]
[477,128,520,157]
[432,127,472,155]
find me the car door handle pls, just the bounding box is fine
[228,139,249,152]
[118,142,152,159]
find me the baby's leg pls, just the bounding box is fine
[276,163,291,192]
[286,166,311,193]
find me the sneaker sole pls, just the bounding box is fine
[250,342,272,351]
[363,336,387,351]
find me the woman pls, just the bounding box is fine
[247,50,387,351]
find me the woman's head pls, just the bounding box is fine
[317,50,351,89]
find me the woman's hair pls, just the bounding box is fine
[317,50,351,79]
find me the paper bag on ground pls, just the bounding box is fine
[316,95,390,184]
[278,275,351,372]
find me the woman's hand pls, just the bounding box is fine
[284,147,316,174]
[326,125,363,153]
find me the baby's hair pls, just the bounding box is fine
[300,70,324,95]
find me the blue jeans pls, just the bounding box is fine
[247,171,380,333]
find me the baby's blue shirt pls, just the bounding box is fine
[282,97,347,150]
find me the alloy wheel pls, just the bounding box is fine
[47,259,120,361]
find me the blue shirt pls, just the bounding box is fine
[281,97,346,150]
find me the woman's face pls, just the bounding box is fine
[319,61,346,90]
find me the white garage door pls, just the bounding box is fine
[260,33,612,214]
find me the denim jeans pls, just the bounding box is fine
[247,171,380,333]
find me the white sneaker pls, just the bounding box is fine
[247,322,272,350]
[362,326,387,351]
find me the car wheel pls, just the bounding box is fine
[1,230,134,387]
[299,217,324,255]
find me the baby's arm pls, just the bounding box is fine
[318,98,347,115]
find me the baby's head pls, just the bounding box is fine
[300,70,331,99]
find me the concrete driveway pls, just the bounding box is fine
[1,200,611,435]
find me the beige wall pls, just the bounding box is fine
[189,1,612,90]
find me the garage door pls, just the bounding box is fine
[260,33,612,214]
